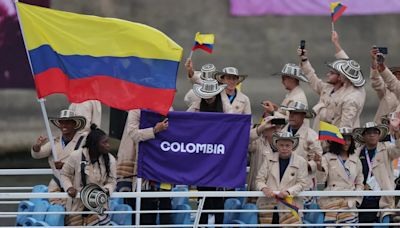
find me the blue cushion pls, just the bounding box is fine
[15,200,35,225]
[44,204,65,226]
[223,198,241,224]
[173,204,192,225]
[31,200,50,221]
[237,203,258,225]
[111,203,133,225]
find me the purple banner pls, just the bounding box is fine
[230,0,400,16]
[137,110,251,188]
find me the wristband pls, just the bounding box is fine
[301,58,308,62]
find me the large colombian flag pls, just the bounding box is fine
[16,2,183,115]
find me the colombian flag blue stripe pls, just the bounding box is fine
[29,45,178,89]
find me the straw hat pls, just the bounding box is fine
[327,59,365,87]
[353,122,389,144]
[214,67,248,84]
[192,78,227,99]
[271,132,299,151]
[49,110,86,131]
[281,101,316,119]
[273,63,309,83]
[199,63,218,80]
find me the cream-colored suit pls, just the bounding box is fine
[370,68,399,124]
[61,148,116,225]
[69,100,102,132]
[256,152,308,224]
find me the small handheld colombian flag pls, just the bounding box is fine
[189,32,214,58]
[275,195,300,221]
[318,121,345,144]
[330,2,347,23]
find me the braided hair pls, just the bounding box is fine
[83,124,111,177]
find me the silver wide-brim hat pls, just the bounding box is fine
[327,59,365,87]
[214,67,248,84]
[199,63,218,80]
[281,101,316,119]
[389,66,400,74]
[339,127,353,136]
[193,78,227,99]
[49,109,86,131]
[353,122,389,144]
[271,132,299,151]
[273,63,309,83]
[381,112,397,126]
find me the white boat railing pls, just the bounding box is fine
[2,169,400,227]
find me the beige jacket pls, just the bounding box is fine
[116,109,155,190]
[318,153,364,209]
[282,122,322,176]
[247,128,274,191]
[184,71,204,107]
[355,141,400,218]
[256,153,308,220]
[370,69,399,124]
[61,148,116,224]
[301,50,366,130]
[220,90,252,114]
[69,100,102,132]
[276,85,308,117]
[31,132,86,193]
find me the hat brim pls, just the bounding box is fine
[352,125,389,144]
[389,67,400,74]
[326,60,365,87]
[192,83,227,99]
[271,135,299,151]
[272,72,309,83]
[214,72,247,84]
[281,107,316,119]
[49,116,86,131]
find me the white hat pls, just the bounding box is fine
[353,122,389,144]
[199,63,217,80]
[192,78,227,99]
[339,127,353,136]
[327,59,365,87]
[273,63,309,83]
[49,109,86,131]
[214,67,248,84]
[281,101,316,119]
[271,132,299,151]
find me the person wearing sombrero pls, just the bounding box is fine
[31,109,87,205]
[214,67,252,114]
[280,101,322,194]
[263,63,309,120]
[298,31,366,132]
[369,47,399,124]
[184,60,219,107]
[247,116,285,192]
[256,132,308,225]
[187,77,227,112]
[354,121,400,224]
[315,127,363,225]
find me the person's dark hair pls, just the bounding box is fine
[83,124,111,177]
[328,135,356,155]
[200,93,223,113]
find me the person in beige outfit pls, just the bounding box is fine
[115,108,170,225]
[280,101,322,192]
[315,127,363,225]
[353,121,400,223]
[299,31,366,131]
[31,110,87,205]
[369,48,400,124]
[69,100,102,133]
[263,63,309,120]
[61,124,116,226]
[247,116,284,191]
[256,132,309,225]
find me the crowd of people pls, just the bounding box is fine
[30,30,400,226]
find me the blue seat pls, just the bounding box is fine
[44,204,65,226]
[31,200,50,221]
[109,199,119,211]
[223,198,241,224]
[30,185,49,204]
[15,200,35,225]
[373,215,390,228]
[302,203,324,227]
[235,186,247,207]
[231,203,258,227]
[111,203,133,225]
[34,221,49,226]
[21,217,38,226]
[171,185,189,209]
[173,204,192,225]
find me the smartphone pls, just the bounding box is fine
[377,54,385,64]
[378,47,388,55]
[300,40,306,49]
[271,118,286,125]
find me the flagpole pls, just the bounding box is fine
[14,0,58,161]
[188,50,194,59]
[331,22,335,32]
[135,178,142,226]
